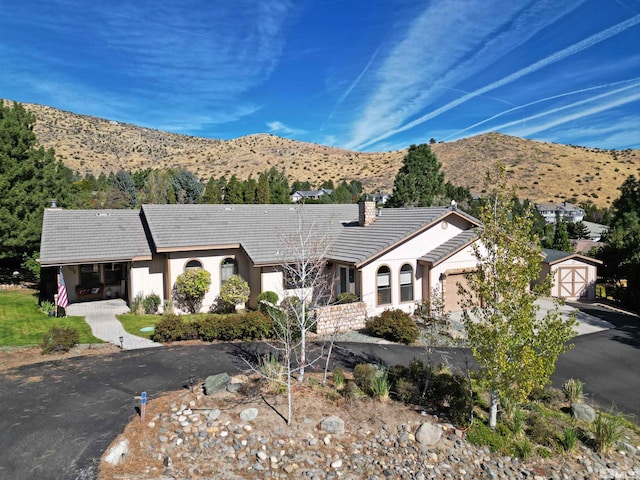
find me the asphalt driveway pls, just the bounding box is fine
[0,302,637,480]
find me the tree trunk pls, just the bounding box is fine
[489,390,499,429]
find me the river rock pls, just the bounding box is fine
[204,373,230,395]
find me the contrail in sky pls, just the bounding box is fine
[325,45,381,126]
[355,13,640,150]
[444,77,640,140]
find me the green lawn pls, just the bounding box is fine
[0,289,103,346]
[118,313,162,340]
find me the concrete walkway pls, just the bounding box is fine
[67,299,161,350]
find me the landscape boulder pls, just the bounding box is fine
[571,402,596,423]
[415,422,442,446]
[320,415,345,435]
[240,408,259,421]
[204,373,230,395]
[103,438,129,465]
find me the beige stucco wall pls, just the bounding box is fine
[359,217,477,317]
[131,256,166,307]
[166,248,252,313]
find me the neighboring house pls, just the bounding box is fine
[39,202,483,316]
[290,189,333,203]
[538,249,602,301]
[581,221,608,242]
[535,202,586,223]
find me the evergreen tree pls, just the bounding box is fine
[267,167,290,204]
[257,172,270,203]
[0,101,76,260]
[388,144,445,207]
[224,175,244,204]
[244,176,258,204]
[567,221,590,240]
[597,175,640,308]
[290,180,312,193]
[551,215,572,251]
[171,169,203,204]
[112,170,137,208]
[201,176,224,203]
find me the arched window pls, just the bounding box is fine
[221,257,238,285]
[400,264,414,302]
[377,266,391,305]
[185,259,202,271]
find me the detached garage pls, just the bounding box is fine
[539,249,602,301]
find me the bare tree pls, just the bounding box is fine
[278,204,335,383]
[244,205,336,425]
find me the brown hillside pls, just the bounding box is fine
[12,100,640,208]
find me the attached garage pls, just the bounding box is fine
[540,249,602,301]
[443,271,473,312]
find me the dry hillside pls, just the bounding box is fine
[12,99,640,208]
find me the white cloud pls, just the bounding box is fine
[267,120,306,136]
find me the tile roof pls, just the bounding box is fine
[141,204,357,265]
[40,209,152,266]
[40,204,481,267]
[419,229,479,266]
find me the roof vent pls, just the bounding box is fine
[96,212,110,217]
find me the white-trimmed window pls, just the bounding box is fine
[185,259,203,271]
[221,257,238,285]
[400,264,414,302]
[377,266,391,305]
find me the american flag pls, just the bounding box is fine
[57,267,69,309]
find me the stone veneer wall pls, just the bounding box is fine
[315,302,368,335]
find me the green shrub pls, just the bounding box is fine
[343,381,365,402]
[336,292,358,304]
[527,411,558,447]
[593,412,625,454]
[466,420,507,452]
[152,314,197,342]
[366,309,419,344]
[194,311,273,341]
[219,275,250,307]
[142,293,161,314]
[511,436,533,459]
[371,368,390,402]
[353,364,377,394]
[560,426,578,453]
[333,367,345,390]
[174,269,212,313]
[257,291,279,314]
[563,378,584,403]
[39,300,55,315]
[131,292,145,315]
[259,352,286,394]
[41,326,80,354]
[394,378,418,403]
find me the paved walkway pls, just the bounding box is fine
[67,299,161,350]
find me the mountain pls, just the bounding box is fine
[12,99,640,208]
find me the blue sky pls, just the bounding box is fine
[2,0,639,151]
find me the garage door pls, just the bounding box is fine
[558,267,588,299]
[444,273,472,312]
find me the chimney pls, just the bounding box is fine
[49,199,58,208]
[359,199,377,226]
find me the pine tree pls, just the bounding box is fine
[388,144,445,207]
[0,101,75,260]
